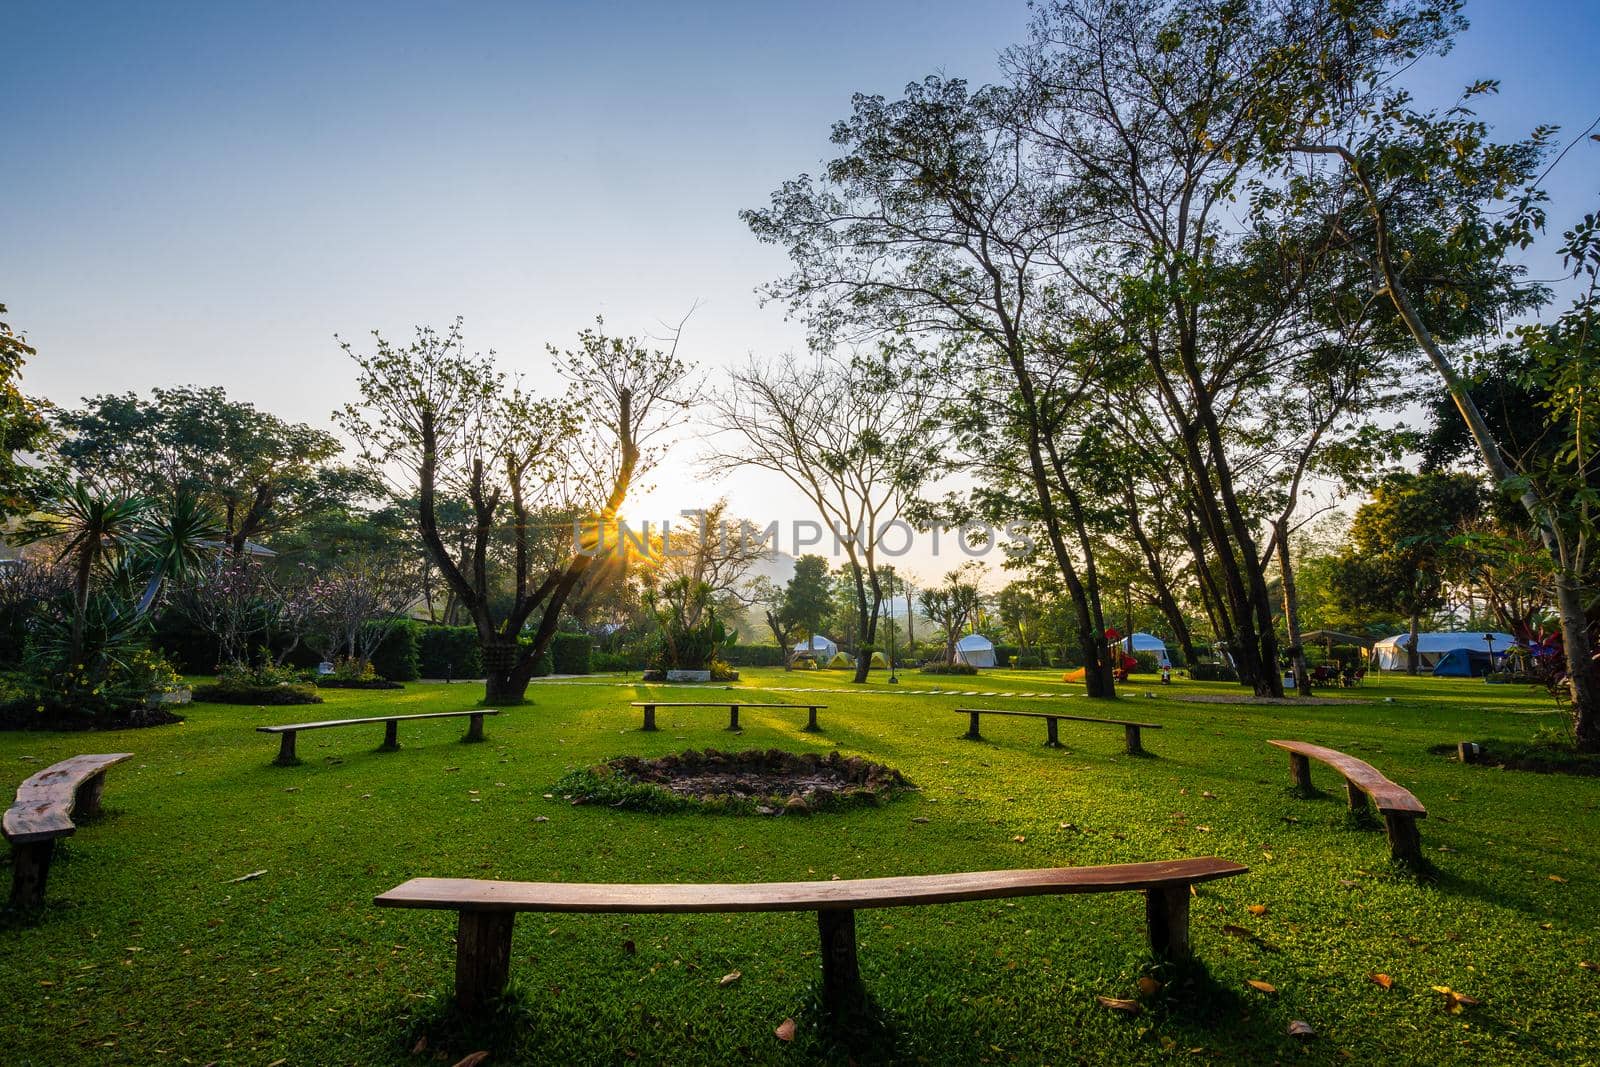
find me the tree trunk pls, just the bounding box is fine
[1276,520,1310,695]
[482,641,532,705]
[1554,570,1600,750]
[1406,613,1421,676]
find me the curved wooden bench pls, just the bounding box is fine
[258,709,498,765]
[1268,740,1427,866]
[630,701,826,733]
[4,753,133,907]
[957,708,1160,754]
[377,857,1248,1014]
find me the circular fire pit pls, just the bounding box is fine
[555,748,913,815]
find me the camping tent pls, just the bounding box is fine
[1120,632,1172,668]
[954,634,997,668]
[792,635,839,661]
[1372,631,1514,673]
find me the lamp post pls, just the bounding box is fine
[1483,633,1496,677]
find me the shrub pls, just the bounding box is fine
[1010,654,1042,669]
[195,662,321,705]
[920,661,978,675]
[591,650,639,672]
[418,626,483,679]
[550,632,593,675]
[315,658,403,690]
[1189,663,1239,682]
[1130,650,1161,674]
[367,620,420,681]
[719,644,787,667]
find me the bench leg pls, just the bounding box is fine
[804,706,821,732]
[1144,885,1191,961]
[9,840,56,909]
[380,719,400,751]
[75,771,108,818]
[1384,813,1423,868]
[274,731,299,766]
[726,706,741,732]
[1345,779,1369,814]
[963,712,982,741]
[641,705,657,732]
[1124,724,1144,756]
[817,908,865,1016]
[1044,717,1061,748]
[1288,752,1313,791]
[455,910,515,1012]
[464,713,486,743]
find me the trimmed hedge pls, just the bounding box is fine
[592,651,640,672]
[720,644,788,668]
[366,621,420,681]
[418,626,483,679]
[1010,654,1042,669]
[193,682,322,705]
[551,633,592,675]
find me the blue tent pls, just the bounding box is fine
[1432,648,1493,678]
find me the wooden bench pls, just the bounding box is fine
[258,709,499,765]
[630,701,826,733]
[376,857,1248,1014]
[1268,740,1427,866]
[4,753,133,907]
[957,708,1160,755]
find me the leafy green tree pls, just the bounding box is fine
[1331,474,1482,674]
[56,386,371,553]
[782,555,834,661]
[337,317,695,704]
[920,564,984,666]
[0,304,53,516]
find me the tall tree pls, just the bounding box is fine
[337,317,695,704]
[921,564,984,666]
[56,386,372,553]
[705,353,932,683]
[0,304,52,516]
[782,554,834,662]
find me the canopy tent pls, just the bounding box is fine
[792,635,838,661]
[1120,632,1172,668]
[1372,631,1515,672]
[1300,629,1375,650]
[954,633,997,668]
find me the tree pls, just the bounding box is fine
[56,386,372,553]
[996,581,1043,658]
[920,565,983,665]
[308,554,421,672]
[171,555,317,670]
[705,353,932,683]
[1331,474,1481,674]
[782,554,834,662]
[0,304,52,516]
[638,499,767,627]
[337,317,695,704]
[748,576,799,668]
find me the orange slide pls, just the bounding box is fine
[1062,652,1138,684]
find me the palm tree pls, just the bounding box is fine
[133,490,226,614]
[15,481,153,664]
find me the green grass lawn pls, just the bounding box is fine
[1,669,1596,1065]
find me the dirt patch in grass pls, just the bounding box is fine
[556,748,914,815]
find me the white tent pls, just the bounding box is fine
[954,633,997,668]
[1372,631,1515,671]
[1121,632,1172,668]
[792,635,839,661]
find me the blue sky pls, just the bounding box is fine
[3,1,1597,579]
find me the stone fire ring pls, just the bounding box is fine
[577,748,913,815]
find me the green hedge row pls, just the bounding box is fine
[1189,663,1239,682]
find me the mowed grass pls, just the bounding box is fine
[0,669,1596,1065]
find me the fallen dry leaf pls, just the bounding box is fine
[411,1035,428,1054]
[451,1053,490,1067]
[1578,961,1597,972]
[1367,973,1394,990]
[1246,979,1277,994]
[774,1018,797,1042]
[1012,835,1026,843]
[1137,976,1164,997]
[1287,1020,1315,1039]
[718,971,742,987]
[1549,875,1568,883]
[1247,904,1268,916]
[1431,985,1481,1014]
[1201,791,1216,799]
[1095,995,1142,1015]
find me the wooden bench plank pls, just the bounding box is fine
[378,858,1247,1013]
[1267,741,1426,815]
[256,710,498,733]
[1268,740,1426,867]
[954,709,1160,729]
[5,753,133,907]
[259,710,499,765]
[630,702,826,733]
[376,859,1245,913]
[956,708,1159,753]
